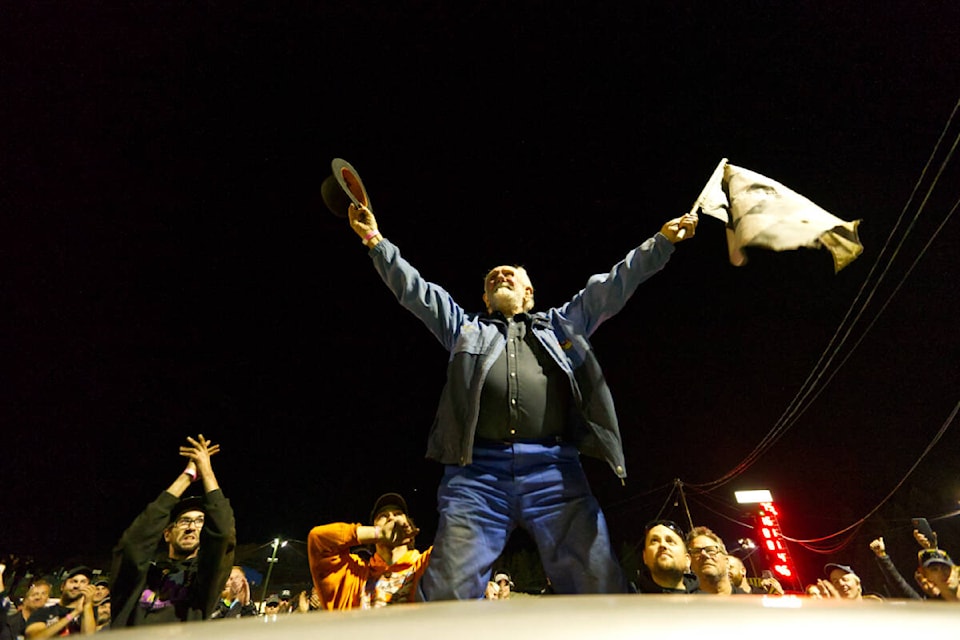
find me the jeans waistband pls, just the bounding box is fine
[474,435,565,447]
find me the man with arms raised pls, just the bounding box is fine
[109,435,235,626]
[342,181,697,600]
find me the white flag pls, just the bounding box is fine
[699,162,863,272]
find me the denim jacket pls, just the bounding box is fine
[369,234,674,480]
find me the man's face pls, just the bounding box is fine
[164,509,205,558]
[264,602,279,615]
[60,574,90,605]
[829,569,862,599]
[96,600,111,625]
[374,508,415,547]
[496,578,511,597]
[643,525,689,576]
[688,535,728,582]
[727,556,746,586]
[914,569,941,597]
[920,563,956,591]
[93,584,110,603]
[483,266,532,316]
[25,584,50,609]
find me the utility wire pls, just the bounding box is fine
[688,96,960,491]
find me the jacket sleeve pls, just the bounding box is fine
[196,490,237,619]
[369,238,465,351]
[109,491,182,624]
[307,523,364,609]
[875,554,922,599]
[558,233,674,337]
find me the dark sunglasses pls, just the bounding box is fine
[643,519,685,538]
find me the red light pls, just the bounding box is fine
[761,516,774,526]
[775,565,792,577]
[766,540,775,551]
[762,528,772,538]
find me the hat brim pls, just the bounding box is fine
[169,496,205,525]
[369,492,408,523]
[321,158,371,218]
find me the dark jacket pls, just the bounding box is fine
[874,554,923,599]
[210,598,258,619]
[635,566,702,594]
[110,489,236,627]
[370,235,674,480]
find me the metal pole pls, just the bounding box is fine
[259,538,280,614]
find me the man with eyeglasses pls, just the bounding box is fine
[109,434,236,627]
[637,521,700,593]
[686,526,743,595]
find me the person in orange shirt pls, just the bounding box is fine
[307,493,432,609]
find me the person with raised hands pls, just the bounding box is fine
[109,435,236,627]
[336,161,697,600]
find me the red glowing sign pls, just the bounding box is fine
[752,501,801,592]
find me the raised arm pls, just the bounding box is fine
[558,213,697,336]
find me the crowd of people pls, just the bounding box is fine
[3,173,955,636]
[3,477,956,638]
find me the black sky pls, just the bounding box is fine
[5,2,960,590]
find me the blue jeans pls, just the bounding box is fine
[421,441,627,600]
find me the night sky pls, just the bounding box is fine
[6,3,960,591]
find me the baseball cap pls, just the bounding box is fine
[168,496,205,525]
[265,595,280,607]
[493,572,514,587]
[919,549,955,568]
[824,563,856,577]
[369,492,408,523]
[64,566,94,582]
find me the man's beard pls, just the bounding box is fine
[488,287,521,314]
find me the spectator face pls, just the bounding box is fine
[60,574,90,605]
[828,569,862,599]
[94,584,110,604]
[688,535,728,582]
[265,603,280,614]
[225,568,245,597]
[643,524,689,575]
[805,584,823,598]
[914,570,941,598]
[921,563,956,592]
[24,584,51,610]
[373,508,417,546]
[496,579,511,598]
[164,510,205,558]
[96,600,111,625]
[727,556,746,586]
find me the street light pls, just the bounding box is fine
[259,537,288,613]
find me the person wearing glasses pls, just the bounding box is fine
[109,434,236,627]
[685,526,744,595]
[637,521,701,593]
